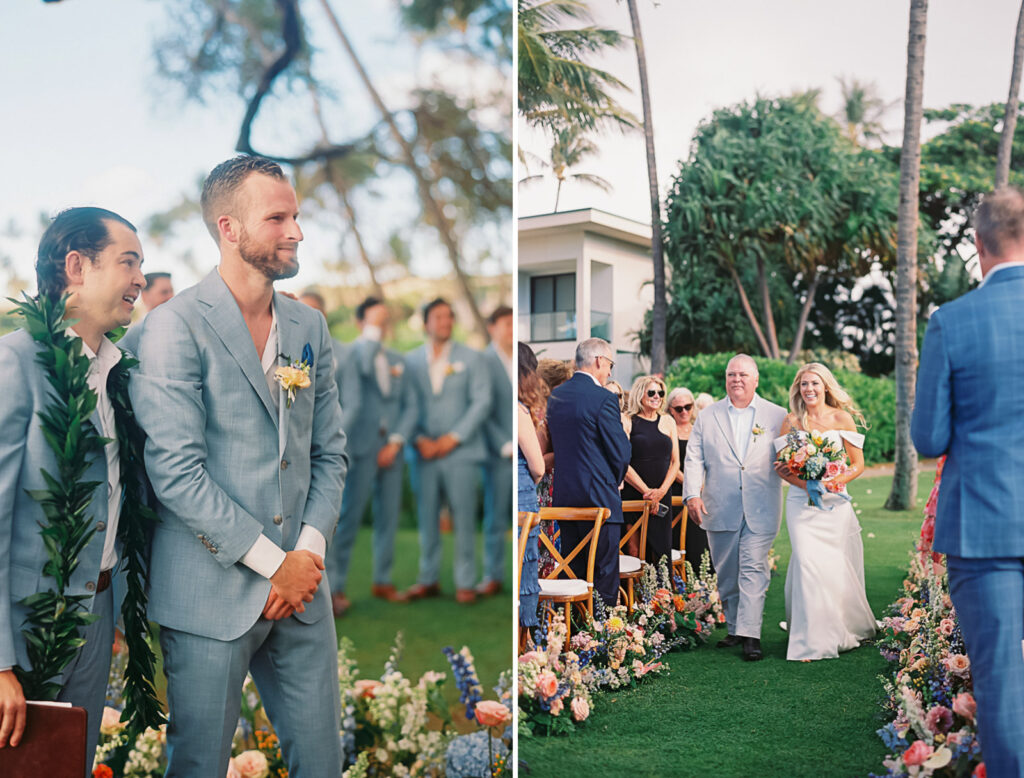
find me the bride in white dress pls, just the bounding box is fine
[773,363,876,661]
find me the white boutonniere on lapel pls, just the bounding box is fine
[275,342,314,408]
[752,424,766,439]
[445,361,465,376]
[390,363,404,377]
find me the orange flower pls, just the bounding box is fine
[354,679,383,698]
[93,766,114,778]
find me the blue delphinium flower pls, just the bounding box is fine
[442,646,483,721]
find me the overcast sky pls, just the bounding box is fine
[518,0,1023,222]
[0,0,509,296]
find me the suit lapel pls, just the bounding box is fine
[713,402,742,463]
[275,296,307,457]
[742,396,763,464]
[197,270,278,426]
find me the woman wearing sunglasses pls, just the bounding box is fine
[620,375,679,566]
[667,387,713,574]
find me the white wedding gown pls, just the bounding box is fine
[782,430,876,661]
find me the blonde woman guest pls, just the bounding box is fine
[668,387,713,574]
[773,363,875,661]
[605,380,626,413]
[621,375,679,565]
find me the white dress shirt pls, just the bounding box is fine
[239,303,326,580]
[979,259,1024,287]
[427,340,453,395]
[362,325,392,397]
[726,396,757,461]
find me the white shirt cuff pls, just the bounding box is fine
[240,534,287,579]
[295,524,327,559]
[0,667,11,673]
[362,324,382,342]
[500,441,514,459]
[387,433,405,446]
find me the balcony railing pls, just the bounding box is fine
[590,310,611,340]
[527,311,577,342]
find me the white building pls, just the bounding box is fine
[517,208,653,385]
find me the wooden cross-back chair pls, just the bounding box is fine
[536,507,609,641]
[619,500,650,612]
[517,511,539,652]
[671,495,688,582]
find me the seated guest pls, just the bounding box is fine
[620,375,679,566]
[517,342,546,647]
[546,338,631,607]
[668,387,712,573]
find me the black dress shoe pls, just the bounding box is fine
[716,634,742,648]
[742,637,763,661]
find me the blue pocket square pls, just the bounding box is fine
[302,343,314,367]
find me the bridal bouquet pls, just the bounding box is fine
[774,430,850,508]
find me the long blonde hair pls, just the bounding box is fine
[625,375,666,417]
[789,362,866,430]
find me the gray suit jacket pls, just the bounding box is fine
[0,330,124,673]
[683,395,787,534]
[339,336,416,458]
[130,270,348,641]
[481,343,512,459]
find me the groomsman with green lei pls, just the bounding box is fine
[0,207,148,771]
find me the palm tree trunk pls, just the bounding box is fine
[726,264,772,358]
[626,0,667,375]
[317,0,487,336]
[755,253,780,359]
[554,179,563,212]
[996,0,1024,189]
[886,0,928,512]
[787,271,820,364]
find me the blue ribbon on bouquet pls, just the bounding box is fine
[806,479,852,510]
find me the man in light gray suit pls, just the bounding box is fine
[684,354,787,661]
[478,305,513,596]
[404,298,491,604]
[0,207,146,771]
[131,156,348,777]
[119,271,174,355]
[328,296,416,614]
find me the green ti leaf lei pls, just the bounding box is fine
[9,293,165,749]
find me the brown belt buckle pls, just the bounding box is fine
[96,569,112,593]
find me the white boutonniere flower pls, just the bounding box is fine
[752,424,765,438]
[445,361,465,376]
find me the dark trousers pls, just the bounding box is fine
[560,520,621,607]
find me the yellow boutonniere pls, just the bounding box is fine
[752,424,765,437]
[275,345,314,407]
[445,361,465,377]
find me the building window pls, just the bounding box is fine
[530,273,576,341]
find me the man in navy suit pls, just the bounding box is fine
[912,187,1024,777]
[546,338,631,606]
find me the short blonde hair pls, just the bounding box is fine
[625,375,666,417]
[605,380,626,412]
[789,362,866,430]
[694,392,714,413]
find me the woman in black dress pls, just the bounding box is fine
[620,375,679,566]
[667,387,713,574]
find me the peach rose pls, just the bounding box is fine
[100,706,126,736]
[938,618,955,637]
[902,740,934,766]
[571,696,589,721]
[536,670,558,698]
[518,651,541,664]
[943,653,971,678]
[225,759,242,778]
[825,461,842,479]
[952,692,976,723]
[474,700,511,728]
[549,697,563,716]
[354,679,383,698]
[232,750,269,778]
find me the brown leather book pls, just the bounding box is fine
[0,701,87,777]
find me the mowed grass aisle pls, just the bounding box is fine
[519,473,934,778]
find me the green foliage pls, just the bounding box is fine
[664,353,895,465]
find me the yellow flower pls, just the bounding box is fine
[275,365,311,407]
[606,616,625,633]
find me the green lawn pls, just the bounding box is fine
[334,526,513,733]
[518,472,935,778]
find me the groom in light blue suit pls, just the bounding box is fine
[403,298,491,603]
[130,156,347,777]
[912,188,1024,778]
[328,296,417,613]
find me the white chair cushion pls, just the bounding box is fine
[539,579,590,597]
[671,549,684,562]
[619,555,642,574]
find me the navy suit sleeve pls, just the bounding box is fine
[912,311,953,458]
[596,392,631,482]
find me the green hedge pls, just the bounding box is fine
[664,353,895,465]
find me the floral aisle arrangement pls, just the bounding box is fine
[518,556,724,738]
[442,647,512,778]
[871,458,985,778]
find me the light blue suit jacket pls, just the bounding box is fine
[339,337,417,458]
[0,330,123,674]
[481,343,512,458]
[912,264,1024,558]
[405,341,491,464]
[129,270,348,640]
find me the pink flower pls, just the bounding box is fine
[226,759,242,778]
[937,619,955,637]
[233,751,269,778]
[100,706,126,735]
[571,696,589,722]
[354,680,383,698]
[952,692,977,723]
[549,697,563,716]
[474,700,511,728]
[537,670,558,698]
[925,705,953,734]
[825,461,842,479]
[903,740,934,766]
[943,653,971,678]
[518,651,541,664]
[973,763,986,778]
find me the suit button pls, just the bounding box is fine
[85,581,96,592]
[273,514,283,525]
[740,466,745,471]
[281,459,289,470]
[96,521,106,532]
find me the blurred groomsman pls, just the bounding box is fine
[298,289,347,389]
[478,305,513,596]
[327,297,416,616]
[119,271,174,354]
[404,298,491,604]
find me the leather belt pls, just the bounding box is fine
[96,569,112,593]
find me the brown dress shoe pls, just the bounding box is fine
[332,592,351,618]
[404,582,441,600]
[455,589,477,604]
[474,580,502,597]
[371,584,408,602]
